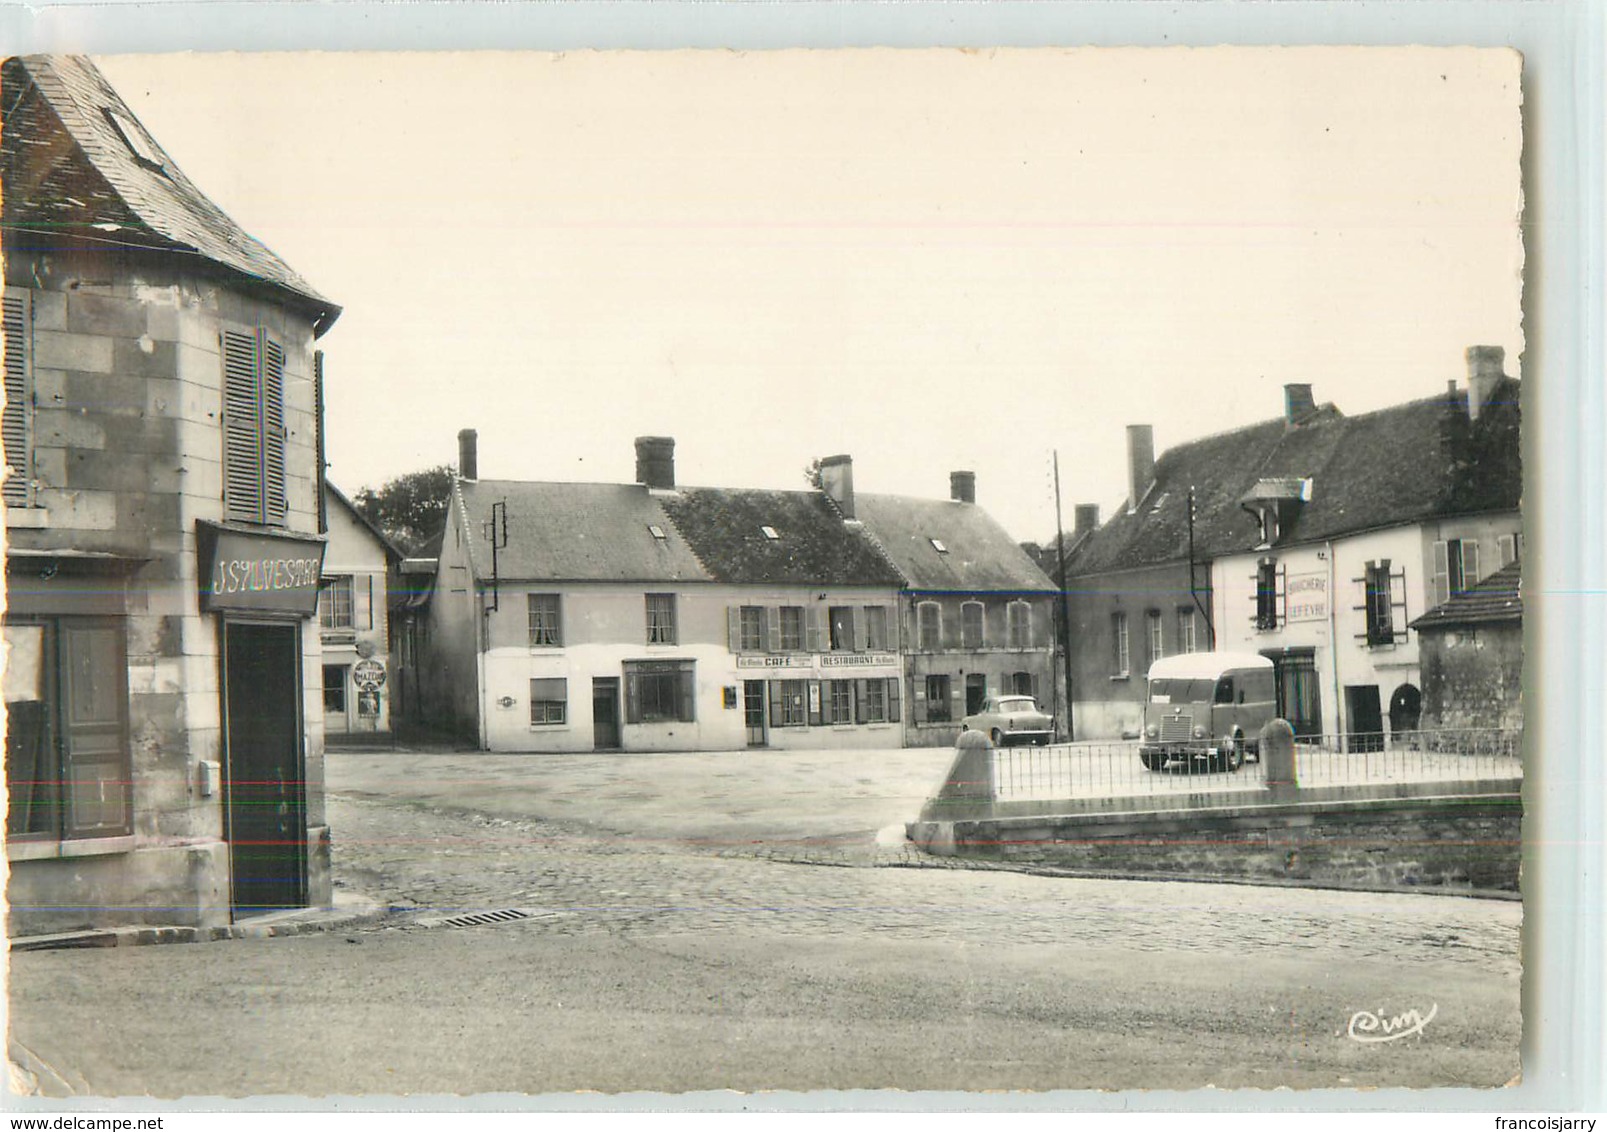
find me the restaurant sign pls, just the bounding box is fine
[197,522,326,616]
[736,653,898,672]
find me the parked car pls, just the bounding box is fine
[1139,651,1277,772]
[961,695,1054,747]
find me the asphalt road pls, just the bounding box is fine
[5,747,1522,1099]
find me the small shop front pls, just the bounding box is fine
[734,651,904,750]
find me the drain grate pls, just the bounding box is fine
[414,907,542,930]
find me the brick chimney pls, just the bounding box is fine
[634,436,676,490]
[1126,425,1155,513]
[818,454,855,519]
[457,428,478,481]
[1074,503,1100,539]
[950,470,976,504]
[1284,383,1317,425]
[1466,346,1505,422]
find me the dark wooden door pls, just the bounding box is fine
[743,680,767,747]
[1345,684,1385,752]
[592,678,620,750]
[224,622,306,916]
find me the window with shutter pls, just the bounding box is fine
[3,289,34,507]
[917,602,942,650]
[222,327,289,525]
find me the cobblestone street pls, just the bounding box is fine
[7,747,1523,1098]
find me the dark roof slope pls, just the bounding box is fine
[660,488,903,587]
[1069,383,1521,576]
[853,494,1056,593]
[1,56,338,332]
[1410,561,1522,629]
[457,480,710,584]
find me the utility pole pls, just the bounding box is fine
[1187,486,1216,650]
[1054,451,1075,741]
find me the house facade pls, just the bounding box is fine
[3,56,341,935]
[319,484,400,740]
[844,464,1059,746]
[1066,348,1521,745]
[413,435,908,753]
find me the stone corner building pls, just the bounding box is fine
[2,55,341,935]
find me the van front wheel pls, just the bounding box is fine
[1221,735,1245,772]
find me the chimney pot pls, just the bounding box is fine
[1126,425,1155,513]
[634,436,676,490]
[1284,383,1317,425]
[1465,345,1505,422]
[818,454,855,519]
[950,470,976,504]
[457,428,478,481]
[1074,503,1100,538]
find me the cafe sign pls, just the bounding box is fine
[736,653,899,672]
[197,522,326,616]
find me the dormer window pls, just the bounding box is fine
[103,108,165,172]
[930,538,948,554]
[648,524,667,541]
[760,525,779,540]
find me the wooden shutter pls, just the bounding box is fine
[625,672,641,724]
[727,607,741,650]
[853,610,868,653]
[678,666,695,723]
[1432,541,1450,605]
[262,335,287,523]
[885,605,899,650]
[3,290,33,506]
[768,680,784,727]
[766,607,782,652]
[806,608,825,652]
[314,349,327,533]
[887,677,901,723]
[912,678,927,724]
[222,329,264,522]
[360,574,374,631]
[60,621,131,837]
[1462,539,1481,590]
[808,680,823,727]
[854,679,869,724]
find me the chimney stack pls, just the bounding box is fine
[1126,425,1155,513]
[458,428,478,481]
[1074,503,1100,539]
[1465,345,1505,422]
[818,454,855,519]
[634,436,676,490]
[1284,383,1317,425]
[950,470,976,504]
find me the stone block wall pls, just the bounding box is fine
[1417,624,1523,732]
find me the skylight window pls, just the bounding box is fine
[930,538,949,554]
[103,108,165,172]
[648,524,667,541]
[760,525,779,540]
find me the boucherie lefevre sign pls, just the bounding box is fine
[196,522,326,616]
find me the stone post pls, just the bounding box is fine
[1261,718,1299,801]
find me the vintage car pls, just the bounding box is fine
[1139,651,1277,772]
[960,695,1055,747]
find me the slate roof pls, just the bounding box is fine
[659,487,903,587]
[1,55,339,333]
[852,493,1057,593]
[456,480,711,584]
[1410,562,1522,629]
[1068,382,1521,576]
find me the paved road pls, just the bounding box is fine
[6,747,1522,1098]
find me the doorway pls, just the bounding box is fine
[1345,684,1385,752]
[592,678,620,750]
[965,673,987,717]
[1264,648,1322,740]
[743,680,767,747]
[223,621,306,916]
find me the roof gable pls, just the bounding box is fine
[2,56,338,330]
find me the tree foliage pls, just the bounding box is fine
[353,465,455,555]
[802,458,824,489]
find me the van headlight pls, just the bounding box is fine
[1192,725,1207,739]
[1145,724,1159,740]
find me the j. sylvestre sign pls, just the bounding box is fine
[196,522,327,616]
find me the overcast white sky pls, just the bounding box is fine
[95,48,1524,543]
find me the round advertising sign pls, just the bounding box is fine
[353,659,386,689]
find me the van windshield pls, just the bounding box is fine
[1148,678,1216,703]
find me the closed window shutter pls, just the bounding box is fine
[727,607,741,650]
[625,673,641,724]
[887,678,901,723]
[886,605,899,650]
[808,680,823,727]
[769,680,783,727]
[678,668,695,722]
[855,679,869,724]
[222,330,264,522]
[853,611,868,652]
[1462,540,1481,590]
[766,607,782,652]
[262,335,287,523]
[3,290,33,506]
[805,609,825,652]
[61,621,131,838]
[1432,541,1450,605]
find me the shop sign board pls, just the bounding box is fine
[197,523,326,616]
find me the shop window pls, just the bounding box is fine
[961,602,985,648]
[926,674,952,722]
[1111,611,1130,677]
[917,602,942,650]
[4,619,131,840]
[1007,601,1032,648]
[3,288,34,507]
[645,593,677,645]
[625,660,693,723]
[322,664,347,713]
[222,326,289,526]
[528,594,563,647]
[529,677,567,725]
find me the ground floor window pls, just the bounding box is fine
[529,677,567,725]
[925,674,952,722]
[859,678,900,724]
[625,660,695,724]
[4,617,131,840]
[1009,671,1034,697]
[827,679,854,723]
[322,664,347,713]
[773,679,809,727]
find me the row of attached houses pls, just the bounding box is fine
[1062,348,1523,745]
[2,55,344,936]
[405,435,1058,752]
